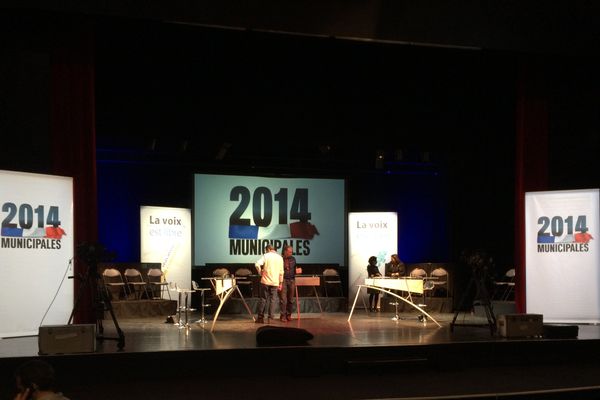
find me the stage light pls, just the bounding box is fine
[318,144,331,155]
[375,149,385,169]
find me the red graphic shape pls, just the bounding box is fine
[45,226,66,239]
[290,221,319,240]
[575,232,593,243]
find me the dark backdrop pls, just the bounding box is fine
[1,13,598,281]
[94,20,515,269]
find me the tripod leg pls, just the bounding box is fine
[486,306,496,335]
[450,277,474,331]
[99,288,125,349]
[108,308,125,349]
[69,272,89,325]
[474,275,496,335]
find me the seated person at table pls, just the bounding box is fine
[385,254,405,277]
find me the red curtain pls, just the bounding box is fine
[50,22,98,324]
[514,57,549,313]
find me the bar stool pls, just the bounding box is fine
[192,280,211,324]
[179,288,195,328]
[390,298,400,321]
[170,283,195,329]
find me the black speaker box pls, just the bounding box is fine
[496,314,543,337]
[543,324,579,339]
[256,325,313,346]
[38,324,96,355]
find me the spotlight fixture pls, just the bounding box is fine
[318,144,331,155]
[375,149,385,169]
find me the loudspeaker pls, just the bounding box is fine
[38,324,96,355]
[543,324,579,339]
[256,325,313,346]
[496,314,543,338]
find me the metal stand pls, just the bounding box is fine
[450,268,496,335]
[295,275,323,320]
[389,289,401,321]
[174,288,195,329]
[390,301,400,321]
[203,276,255,332]
[194,288,211,324]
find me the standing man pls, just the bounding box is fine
[255,244,284,323]
[280,245,302,322]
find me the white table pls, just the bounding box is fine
[348,277,441,327]
[202,276,255,332]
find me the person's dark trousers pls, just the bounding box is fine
[280,278,296,318]
[369,293,379,311]
[258,283,279,319]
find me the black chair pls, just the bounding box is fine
[493,268,515,300]
[430,267,449,297]
[102,268,129,301]
[234,267,254,297]
[146,268,171,300]
[322,268,343,297]
[124,268,150,300]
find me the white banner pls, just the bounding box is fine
[140,206,191,290]
[0,170,74,338]
[525,189,599,323]
[348,212,398,305]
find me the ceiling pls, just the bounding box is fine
[4,1,600,56]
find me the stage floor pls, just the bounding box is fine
[5,310,596,357]
[2,311,600,399]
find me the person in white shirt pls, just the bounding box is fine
[254,244,284,323]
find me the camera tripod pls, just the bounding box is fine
[68,262,125,350]
[450,265,496,335]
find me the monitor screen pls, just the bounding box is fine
[194,173,345,265]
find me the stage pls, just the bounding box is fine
[2,309,600,399]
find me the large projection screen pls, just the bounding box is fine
[194,174,345,265]
[0,170,74,338]
[525,189,600,323]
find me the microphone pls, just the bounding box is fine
[68,257,74,278]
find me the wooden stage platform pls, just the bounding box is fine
[1,309,600,399]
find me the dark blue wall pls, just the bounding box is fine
[98,160,449,265]
[97,160,192,262]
